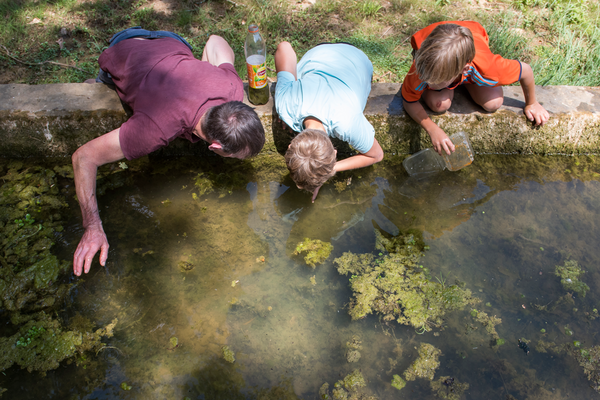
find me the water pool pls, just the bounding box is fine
[2,154,600,399]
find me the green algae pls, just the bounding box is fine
[555,260,589,297]
[334,230,479,332]
[0,160,120,376]
[222,345,235,363]
[293,238,333,268]
[430,376,469,400]
[345,335,362,363]
[469,309,502,343]
[404,343,442,381]
[320,369,374,400]
[391,374,406,391]
[0,314,117,374]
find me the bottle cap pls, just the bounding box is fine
[248,24,259,33]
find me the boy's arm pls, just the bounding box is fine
[519,62,549,126]
[275,41,297,79]
[403,100,455,155]
[335,138,384,172]
[202,35,235,67]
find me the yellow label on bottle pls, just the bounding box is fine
[247,62,267,89]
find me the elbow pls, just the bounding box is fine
[374,149,384,164]
[72,146,84,169]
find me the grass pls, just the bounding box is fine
[0,0,599,86]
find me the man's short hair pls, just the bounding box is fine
[202,101,265,158]
[285,129,336,192]
[414,23,475,85]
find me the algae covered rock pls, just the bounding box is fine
[0,160,118,376]
[0,314,117,374]
[294,238,333,268]
[320,369,376,400]
[345,335,363,363]
[555,260,589,297]
[222,345,235,363]
[391,374,406,391]
[334,230,479,332]
[404,343,442,381]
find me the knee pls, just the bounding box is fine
[429,98,452,113]
[276,41,292,54]
[481,97,503,112]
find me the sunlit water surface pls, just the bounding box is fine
[4,155,600,400]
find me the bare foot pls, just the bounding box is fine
[84,79,96,84]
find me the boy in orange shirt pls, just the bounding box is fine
[401,21,549,155]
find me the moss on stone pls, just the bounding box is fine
[294,238,334,268]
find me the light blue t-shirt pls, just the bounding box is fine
[275,44,375,154]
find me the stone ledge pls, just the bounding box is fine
[0,82,598,158]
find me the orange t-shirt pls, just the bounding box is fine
[401,21,522,103]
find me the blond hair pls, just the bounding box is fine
[285,129,336,192]
[414,23,475,85]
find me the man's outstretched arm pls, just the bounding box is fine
[72,128,125,276]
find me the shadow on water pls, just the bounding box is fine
[2,154,600,399]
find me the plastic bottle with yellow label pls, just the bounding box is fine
[244,24,269,105]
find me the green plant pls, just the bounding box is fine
[354,0,383,18]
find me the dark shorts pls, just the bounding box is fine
[96,27,193,86]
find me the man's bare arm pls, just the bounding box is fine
[72,128,125,276]
[202,35,235,67]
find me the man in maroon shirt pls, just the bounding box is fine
[72,31,265,276]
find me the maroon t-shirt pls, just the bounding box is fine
[98,38,243,160]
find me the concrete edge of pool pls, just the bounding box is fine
[0,82,599,158]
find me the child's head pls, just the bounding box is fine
[285,129,336,192]
[414,23,475,86]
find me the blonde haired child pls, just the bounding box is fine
[401,21,549,155]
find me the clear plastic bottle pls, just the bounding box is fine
[403,132,474,177]
[244,24,269,105]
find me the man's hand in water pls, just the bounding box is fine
[73,224,109,276]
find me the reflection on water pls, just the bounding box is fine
[3,155,600,399]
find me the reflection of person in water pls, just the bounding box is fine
[274,177,379,256]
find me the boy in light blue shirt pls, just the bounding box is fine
[275,42,384,202]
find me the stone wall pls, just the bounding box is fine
[0,82,598,158]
